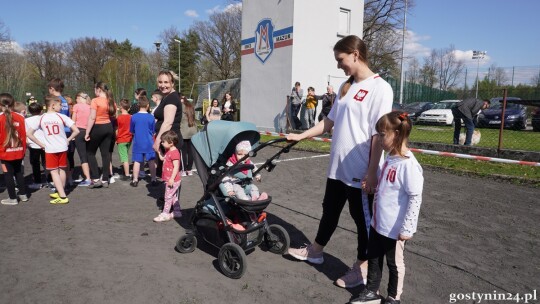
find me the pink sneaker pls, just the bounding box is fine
[258,192,268,200]
[226,218,245,231]
[335,262,367,288]
[287,244,324,264]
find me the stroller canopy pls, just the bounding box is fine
[191,120,260,168]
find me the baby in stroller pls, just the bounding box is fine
[219,141,268,201]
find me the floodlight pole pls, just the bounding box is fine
[174,38,181,90]
[398,0,408,105]
[472,50,486,99]
[154,41,162,71]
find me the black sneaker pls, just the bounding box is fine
[88,180,103,189]
[349,289,381,304]
[384,296,400,304]
[130,180,139,187]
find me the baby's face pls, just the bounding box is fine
[235,150,248,160]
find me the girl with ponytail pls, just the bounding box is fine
[85,82,116,188]
[0,93,28,205]
[286,35,394,289]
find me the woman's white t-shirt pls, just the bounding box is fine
[327,74,393,188]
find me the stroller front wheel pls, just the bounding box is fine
[264,224,290,254]
[176,234,197,253]
[218,243,247,279]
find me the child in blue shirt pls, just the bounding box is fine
[129,96,157,187]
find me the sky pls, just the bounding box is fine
[2,0,539,84]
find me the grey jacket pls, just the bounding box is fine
[455,98,484,120]
[290,88,304,105]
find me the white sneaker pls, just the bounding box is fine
[18,194,29,202]
[181,171,187,177]
[74,176,84,183]
[109,176,116,184]
[1,198,18,205]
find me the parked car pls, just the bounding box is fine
[532,107,540,132]
[417,100,460,125]
[392,102,403,111]
[477,97,527,130]
[402,102,434,122]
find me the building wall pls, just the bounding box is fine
[241,0,364,131]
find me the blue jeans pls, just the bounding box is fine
[452,109,475,145]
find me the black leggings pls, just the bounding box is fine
[1,159,26,199]
[181,139,194,171]
[29,148,46,183]
[315,178,373,261]
[86,123,114,180]
[74,128,88,163]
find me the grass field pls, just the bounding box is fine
[260,134,540,187]
[411,125,540,151]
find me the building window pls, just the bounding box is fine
[338,8,350,37]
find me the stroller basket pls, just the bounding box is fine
[226,196,272,212]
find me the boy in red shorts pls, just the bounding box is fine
[27,95,79,204]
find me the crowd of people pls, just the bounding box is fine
[0,35,424,304]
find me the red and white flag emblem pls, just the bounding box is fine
[354,89,368,102]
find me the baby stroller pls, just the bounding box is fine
[176,120,297,279]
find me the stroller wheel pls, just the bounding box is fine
[264,224,290,254]
[176,234,197,253]
[218,243,247,279]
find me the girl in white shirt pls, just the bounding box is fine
[350,111,424,304]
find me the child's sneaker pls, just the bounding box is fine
[187,171,193,176]
[153,213,173,222]
[287,244,324,264]
[74,176,84,183]
[50,197,69,204]
[78,180,92,187]
[335,262,367,288]
[49,192,60,199]
[28,183,43,190]
[88,180,103,189]
[1,198,18,205]
[384,296,400,304]
[130,180,139,187]
[181,171,187,177]
[138,171,146,179]
[258,192,268,200]
[226,218,245,231]
[349,289,381,304]
[18,194,29,202]
[109,176,116,184]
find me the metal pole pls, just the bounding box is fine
[497,88,507,154]
[174,39,182,91]
[475,56,480,99]
[398,0,408,105]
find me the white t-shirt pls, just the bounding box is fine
[25,115,46,149]
[27,112,74,153]
[372,151,424,239]
[327,74,393,188]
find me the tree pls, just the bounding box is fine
[24,41,69,93]
[66,37,113,88]
[406,57,420,84]
[192,4,241,81]
[419,50,437,88]
[363,0,414,74]
[436,45,465,91]
[489,64,508,86]
[167,30,201,96]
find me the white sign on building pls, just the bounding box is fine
[240,0,364,131]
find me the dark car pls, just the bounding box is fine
[477,97,527,130]
[392,102,403,111]
[402,102,434,122]
[532,107,540,132]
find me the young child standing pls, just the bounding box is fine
[116,99,133,180]
[154,130,182,222]
[219,141,268,201]
[26,102,49,190]
[129,96,157,187]
[27,95,79,204]
[0,93,28,205]
[350,111,424,304]
[304,87,318,129]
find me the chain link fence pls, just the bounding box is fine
[192,78,241,121]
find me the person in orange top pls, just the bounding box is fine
[116,99,133,180]
[0,93,27,205]
[85,82,116,188]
